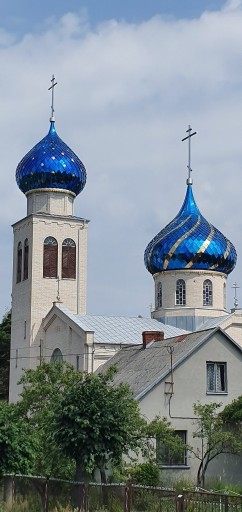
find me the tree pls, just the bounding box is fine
[147,416,186,465]
[221,395,242,424]
[190,401,242,487]
[0,311,11,401]
[0,401,35,476]
[18,361,81,478]
[52,366,146,484]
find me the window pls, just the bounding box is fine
[24,321,26,340]
[207,362,227,393]
[223,283,226,309]
[51,348,63,363]
[203,279,212,306]
[76,355,80,371]
[23,238,29,280]
[43,237,58,278]
[157,282,162,308]
[157,430,187,466]
[17,242,22,283]
[176,279,186,305]
[62,238,76,279]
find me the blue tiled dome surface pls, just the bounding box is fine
[16,121,87,196]
[144,185,237,275]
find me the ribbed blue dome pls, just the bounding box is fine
[16,121,87,196]
[144,184,237,275]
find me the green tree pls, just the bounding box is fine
[147,416,186,465]
[190,401,242,487]
[0,311,11,401]
[0,401,35,476]
[52,366,146,483]
[18,361,82,478]
[17,361,188,491]
[221,395,242,424]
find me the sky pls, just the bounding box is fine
[0,0,242,320]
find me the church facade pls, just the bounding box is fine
[9,89,242,411]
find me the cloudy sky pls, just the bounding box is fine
[1,0,242,320]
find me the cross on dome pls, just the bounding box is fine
[48,74,58,122]
[182,125,197,185]
[232,282,240,309]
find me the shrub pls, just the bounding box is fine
[128,462,160,487]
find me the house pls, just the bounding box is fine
[97,326,242,484]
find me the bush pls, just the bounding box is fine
[128,462,160,487]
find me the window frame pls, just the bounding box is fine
[51,348,63,363]
[62,238,76,279]
[43,236,58,278]
[23,238,29,281]
[157,282,162,308]
[206,362,227,394]
[156,430,188,467]
[203,279,213,306]
[176,279,186,306]
[17,241,22,283]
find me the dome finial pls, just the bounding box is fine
[182,125,197,186]
[48,74,58,122]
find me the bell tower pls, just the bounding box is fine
[9,77,89,401]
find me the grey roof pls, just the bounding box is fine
[56,305,189,345]
[197,315,232,331]
[97,327,242,399]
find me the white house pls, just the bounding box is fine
[97,326,242,484]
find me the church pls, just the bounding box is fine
[9,80,242,410]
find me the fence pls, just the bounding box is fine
[1,475,242,512]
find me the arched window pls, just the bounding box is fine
[51,348,63,363]
[203,279,213,306]
[23,238,29,280]
[43,237,58,278]
[17,242,22,283]
[176,279,186,305]
[62,238,76,279]
[157,282,162,308]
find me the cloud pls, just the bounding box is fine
[1,3,242,318]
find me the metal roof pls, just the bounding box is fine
[56,305,189,345]
[196,315,231,330]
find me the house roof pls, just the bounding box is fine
[97,327,242,400]
[52,305,189,345]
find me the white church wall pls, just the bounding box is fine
[27,190,75,216]
[93,344,120,372]
[153,270,227,312]
[44,314,87,371]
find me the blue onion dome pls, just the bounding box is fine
[16,121,87,196]
[144,184,237,275]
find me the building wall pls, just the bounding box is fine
[44,314,121,374]
[9,212,88,402]
[139,331,242,484]
[27,189,75,216]
[44,315,87,371]
[152,270,227,330]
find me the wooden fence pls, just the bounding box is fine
[2,475,242,512]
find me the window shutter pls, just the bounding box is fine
[43,237,58,278]
[23,239,29,280]
[17,243,22,283]
[62,239,76,279]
